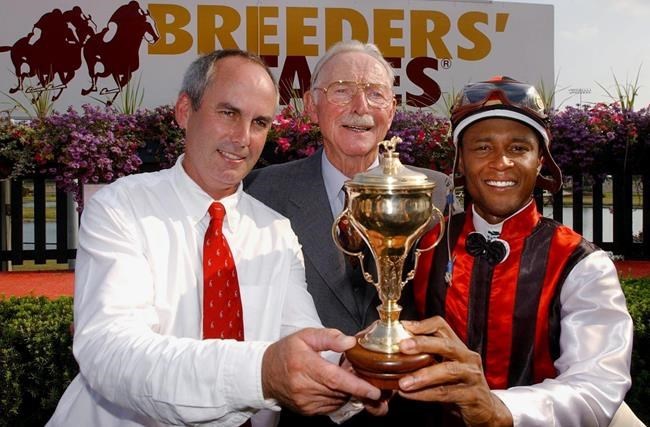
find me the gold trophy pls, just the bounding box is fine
[332,137,445,389]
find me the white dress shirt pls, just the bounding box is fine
[47,155,323,426]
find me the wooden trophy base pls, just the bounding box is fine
[345,342,435,390]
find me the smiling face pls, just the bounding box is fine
[304,51,396,177]
[175,56,277,200]
[459,118,543,224]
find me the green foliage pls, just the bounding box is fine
[621,279,650,423]
[0,118,36,179]
[536,73,570,112]
[94,74,145,115]
[1,78,57,119]
[115,74,145,115]
[0,296,77,426]
[597,66,642,112]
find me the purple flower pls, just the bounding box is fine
[6,99,649,212]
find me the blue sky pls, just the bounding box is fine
[511,0,650,110]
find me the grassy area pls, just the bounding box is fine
[563,193,614,206]
[10,260,71,271]
[18,184,59,221]
[554,192,642,209]
[22,207,58,221]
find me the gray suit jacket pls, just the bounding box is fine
[245,148,454,336]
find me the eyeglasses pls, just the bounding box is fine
[451,76,547,125]
[314,80,394,109]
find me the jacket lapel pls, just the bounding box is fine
[285,150,364,324]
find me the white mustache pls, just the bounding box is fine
[341,115,375,128]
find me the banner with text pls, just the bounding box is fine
[0,0,553,115]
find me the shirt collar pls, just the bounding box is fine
[321,149,379,212]
[471,199,535,240]
[172,154,243,233]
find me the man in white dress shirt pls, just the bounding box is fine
[47,49,382,426]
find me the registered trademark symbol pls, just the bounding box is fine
[440,58,452,69]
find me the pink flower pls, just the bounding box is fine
[302,145,316,157]
[276,137,291,152]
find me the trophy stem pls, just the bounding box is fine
[378,300,402,323]
[359,302,412,354]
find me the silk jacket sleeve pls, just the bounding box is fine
[492,251,633,426]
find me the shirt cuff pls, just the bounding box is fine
[328,398,364,424]
[220,341,280,412]
[492,388,551,427]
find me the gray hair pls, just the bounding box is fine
[180,49,278,110]
[310,40,395,89]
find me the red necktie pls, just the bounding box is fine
[202,202,244,340]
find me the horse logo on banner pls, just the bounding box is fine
[0,6,95,101]
[81,1,159,104]
[0,1,159,105]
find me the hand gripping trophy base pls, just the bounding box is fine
[346,343,434,390]
[346,303,435,389]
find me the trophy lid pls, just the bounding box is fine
[347,137,434,190]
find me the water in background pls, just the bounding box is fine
[542,207,643,242]
[22,207,643,249]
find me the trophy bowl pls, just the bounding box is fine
[332,137,445,389]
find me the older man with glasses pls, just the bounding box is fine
[245,40,454,426]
